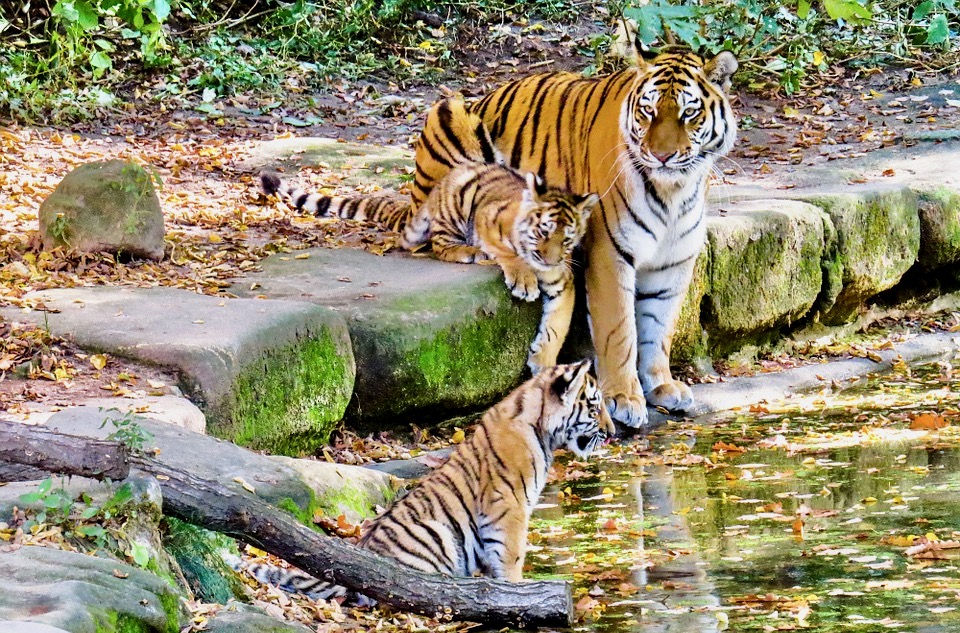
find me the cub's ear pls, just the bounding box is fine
[578,193,600,220]
[550,360,593,404]
[704,51,738,92]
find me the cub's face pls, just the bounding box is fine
[542,361,616,458]
[624,50,738,176]
[517,188,599,270]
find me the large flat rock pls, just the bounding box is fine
[1,287,355,454]
[792,184,920,323]
[0,546,189,633]
[702,199,826,352]
[231,248,540,428]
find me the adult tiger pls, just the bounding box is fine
[413,48,738,428]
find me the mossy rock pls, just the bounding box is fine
[232,248,540,429]
[43,409,392,528]
[4,286,356,455]
[38,159,165,261]
[269,456,400,522]
[0,546,189,633]
[916,187,960,271]
[162,518,248,605]
[203,603,313,633]
[796,184,920,324]
[700,200,825,355]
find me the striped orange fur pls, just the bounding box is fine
[411,49,738,428]
[230,361,613,597]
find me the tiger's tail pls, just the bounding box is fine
[399,203,432,250]
[224,552,376,607]
[260,172,412,232]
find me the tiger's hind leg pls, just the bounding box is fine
[478,508,528,583]
[432,233,490,264]
[400,204,433,251]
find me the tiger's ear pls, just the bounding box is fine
[578,193,600,221]
[524,172,541,204]
[550,360,592,405]
[618,17,654,69]
[704,51,738,93]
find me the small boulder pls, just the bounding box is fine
[39,159,165,261]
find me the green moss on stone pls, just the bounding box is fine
[315,478,396,520]
[917,187,960,270]
[157,592,183,633]
[162,517,247,604]
[800,187,920,324]
[278,495,330,529]
[217,329,355,455]
[347,275,539,427]
[702,205,824,355]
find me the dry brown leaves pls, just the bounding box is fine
[0,125,401,311]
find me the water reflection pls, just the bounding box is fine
[528,363,960,632]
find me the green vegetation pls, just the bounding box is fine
[1,0,957,120]
[623,0,959,93]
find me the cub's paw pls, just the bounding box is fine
[646,380,695,412]
[437,245,485,264]
[605,392,649,429]
[504,269,541,302]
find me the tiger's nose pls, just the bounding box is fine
[651,151,672,164]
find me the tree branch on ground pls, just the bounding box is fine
[0,421,573,628]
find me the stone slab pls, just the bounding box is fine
[0,546,189,633]
[701,199,826,353]
[231,247,540,428]
[1,287,356,454]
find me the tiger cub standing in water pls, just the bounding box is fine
[232,361,613,598]
[261,165,598,374]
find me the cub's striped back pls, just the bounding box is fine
[228,361,613,600]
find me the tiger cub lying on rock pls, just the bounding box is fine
[230,361,614,601]
[261,166,598,373]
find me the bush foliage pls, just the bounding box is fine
[0,0,957,120]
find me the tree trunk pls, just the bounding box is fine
[0,421,572,628]
[0,423,130,480]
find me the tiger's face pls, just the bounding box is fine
[516,175,599,270]
[540,360,616,458]
[624,50,738,177]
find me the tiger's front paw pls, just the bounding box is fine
[605,392,649,429]
[504,269,540,302]
[526,346,555,376]
[646,380,694,412]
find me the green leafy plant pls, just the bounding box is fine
[18,478,74,530]
[621,0,957,93]
[99,408,154,454]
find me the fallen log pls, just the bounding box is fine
[0,422,130,481]
[0,421,572,628]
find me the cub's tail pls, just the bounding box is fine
[260,172,412,232]
[224,552,376,607]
